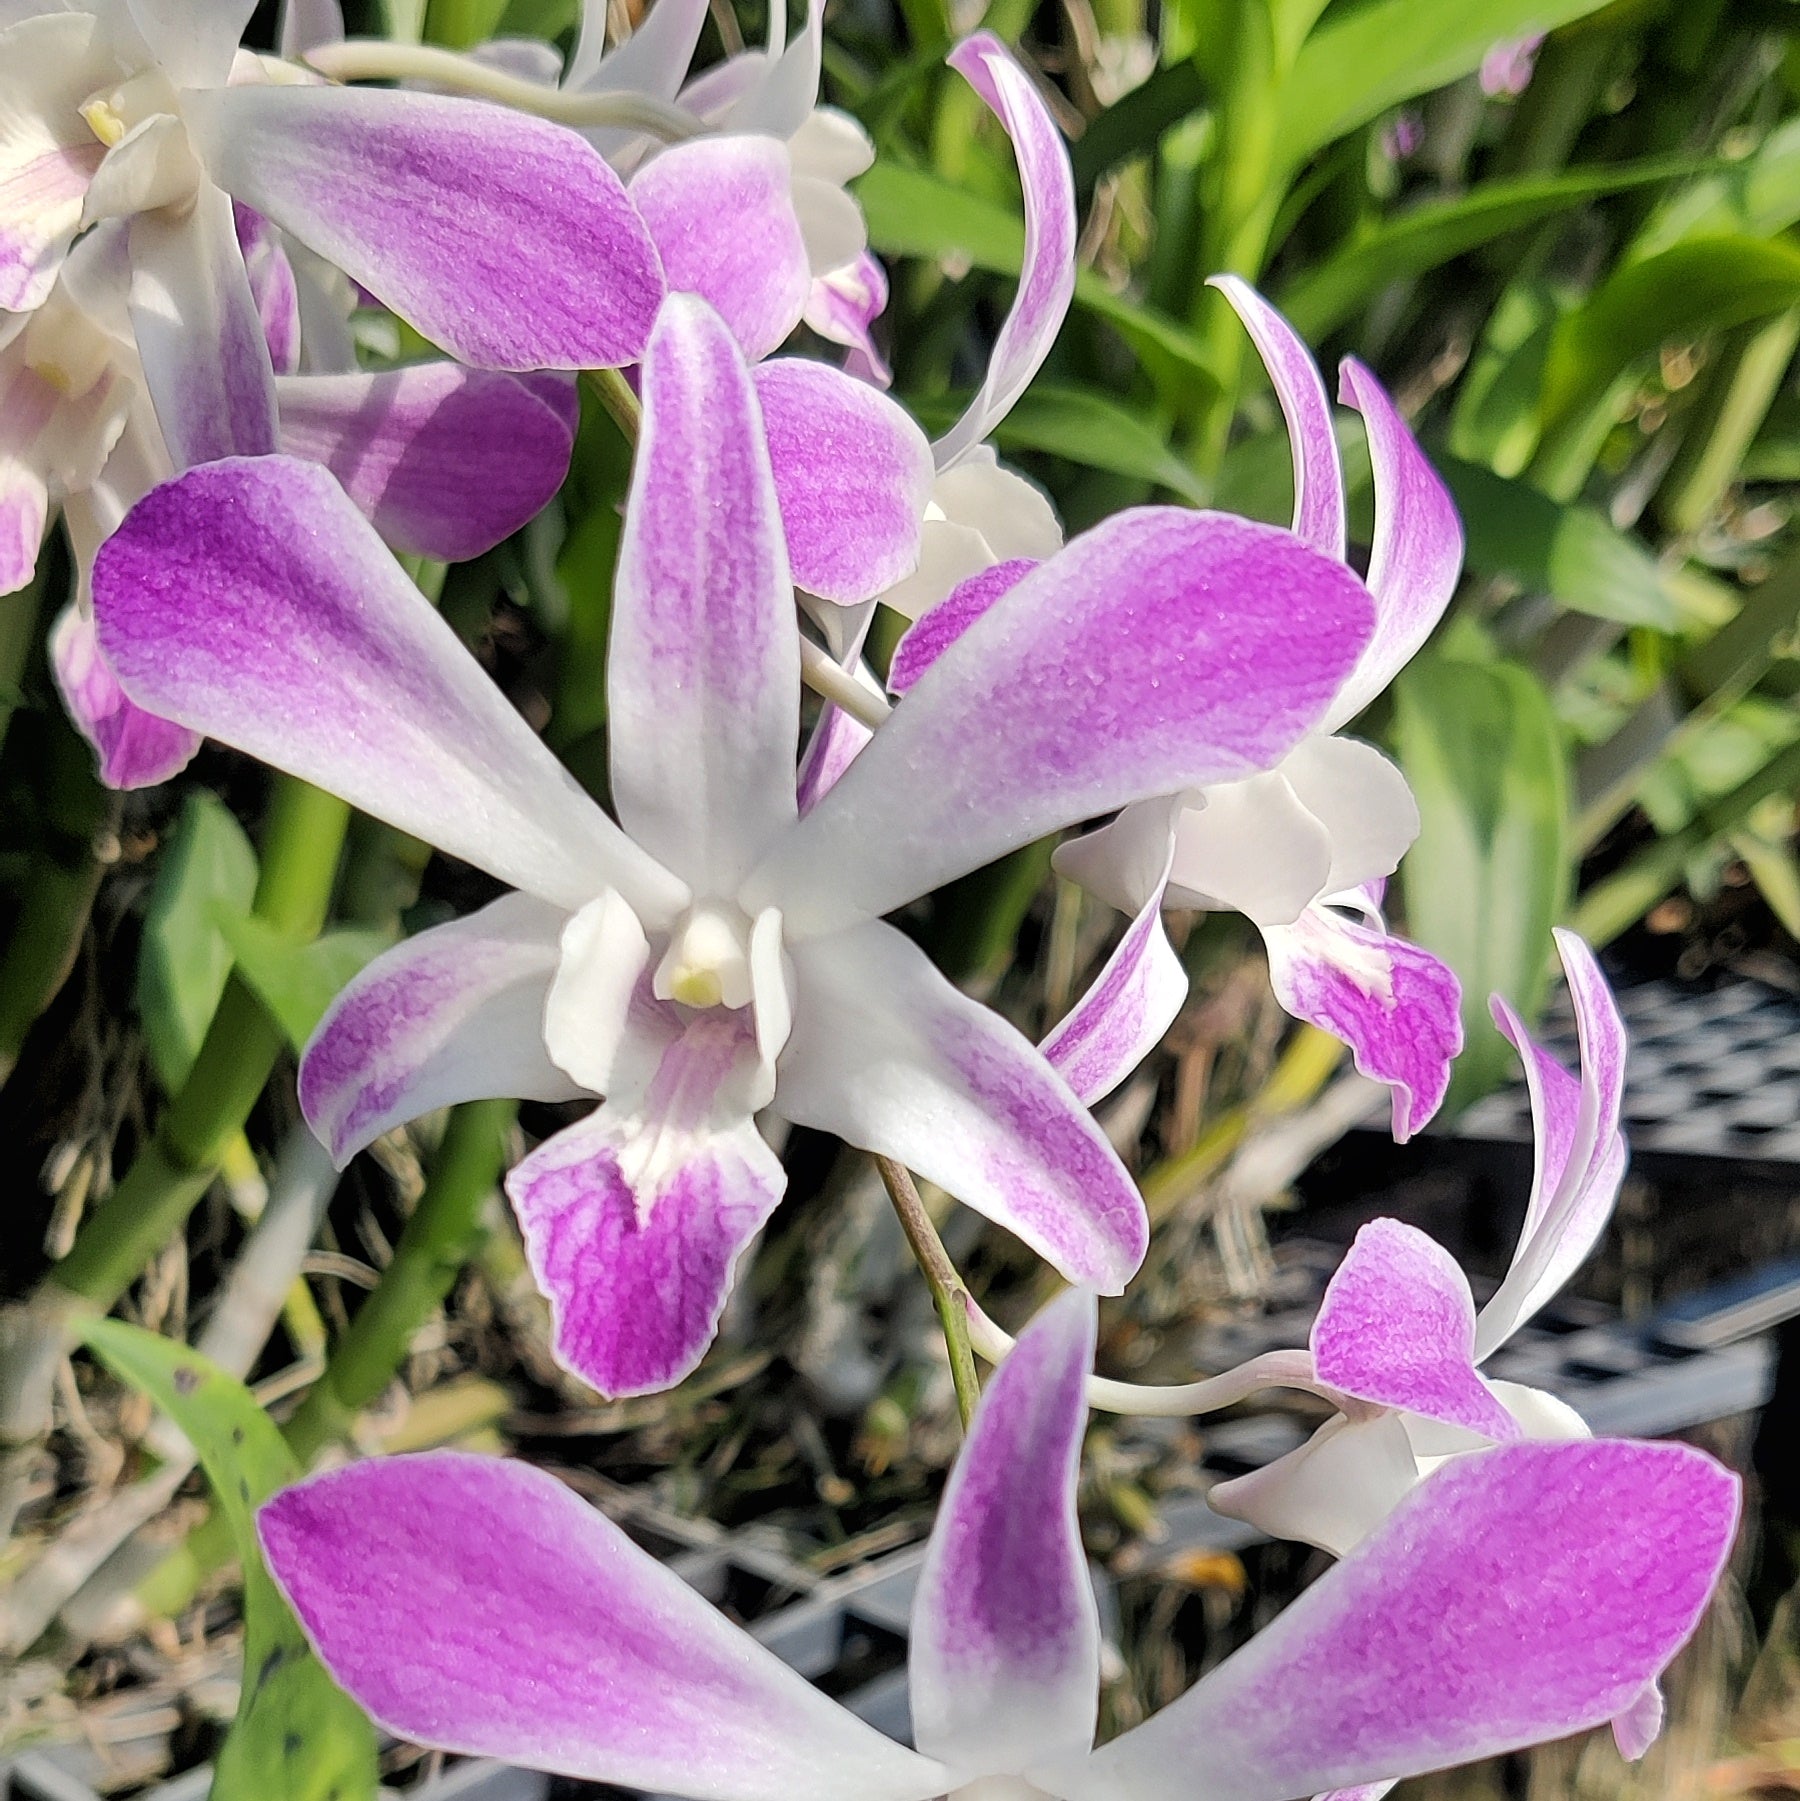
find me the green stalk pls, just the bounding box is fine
[876,1155,980,1428]
[0,713,118,1085]
[52,780,350,1306]
[283,1099,515,1462]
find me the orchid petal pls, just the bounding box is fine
[887,559,1036,696]
[795,704,873,815]
[0,14,111,312]
[278,0,344,58]
[934,33,1075,467]
[721,0,822,138]
[183,85,665,370]
[1321,360,1463,732]
[1166,772,1334,926]
[1475,931,1626,1357]
[571,0,705,102]
[509,1008,784,1397]
[128,0,253,87]
[1210,275,1344,560]
[79,115,203,225]
[777,920,1148,1291]
[911,1289,1100,1776]
[1312,1220,1518,1442]
[1262,903,1462,1142]
[609,295,796,894]
[804,251,890,386]
[791,173,867,280]
[749,511,1374,939]
[50,602,201,788]
[0,453,45,594]
[1317,1786,1397,1801]
[260,1452,947,1800]
[1042,799,1187,1106]
[1063,1439,1740,1801]
[300,894,584,1166]
[128,181,277,466]
[92,455,685,920]
[1613,1682,1664,1761]
[234,202,301,374]
[753,358,931,605]
[541,889,650,1097]
[630,138,809,360]
[1206,1412,1423,1560]
[1279,735,1420,897]
[789,108,875,187]
[276,363,575,562]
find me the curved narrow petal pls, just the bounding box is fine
[1206,1412,1423,1559]
[509,1011,785,1397]
[92,455,685,920]
[795,702,873,815]
[609,294,796,894]
[911,1290,1100,1777]
[1320,360,1464,732]
[776,920,1148,1290]
[260,1452,948,1801]
[234,202,301,375]
[1311,1220,1517,1443]
[129,181,277,467]
[887,559,1036,695]
[276,363,575,562]
[804,251,890,386]
[1278,734,1419,897]
[278,0,344,57]
[1262,903,1462,1142]
[753,358,931,605]
[630,138,809,361]
[184,85,665,371]
[0,14,111,313]
[748,510,1374,938]
[1210,276,1344,561]
[1474,931,1627,1357]
[720,0,822,138]
[1041,800,1187,1107]
[571,0,707,96]
[1062,1439,1741,1801]
[300,894,584,1165]
[50,601,201,789]
[128,0,253,87]
[934,33,1075,467]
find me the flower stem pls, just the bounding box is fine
[583,367,642,442]
[283,1098,515,1463]
[874,1155,980,1427]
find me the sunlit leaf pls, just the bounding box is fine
[218,916,392,1053]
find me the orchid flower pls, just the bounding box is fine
[92,291,1378,1397]
[9,225,581,788]
[1208,932,1627,1558]
[1020,277,1467,1130]
[1,0,667,484]
[258,1288,1739,1801]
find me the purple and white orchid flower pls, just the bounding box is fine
[0,0,665,480]
[92,291,1379,1397]
[10,225,580,788]
[258,1289,1739,1801]
[1035,278,1466,1132]
[1208,931,1629,1560]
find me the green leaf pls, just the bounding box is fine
[1070,58,1210,191]
[136,793,258,1094]
[1633,118,1800,263]
[855,160,1221,384]
[991,386,1209,503]
[1395,654,1571,1107]
[1274,0,1615,171]
[218,916,391,1052]
[1279,157,1708,339]
[1440,459,1683,629]
[1540,236,1800,441]
[77,1319,378,1801]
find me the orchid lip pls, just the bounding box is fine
[653,898,756,1010]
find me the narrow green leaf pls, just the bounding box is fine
[1395,654,1571,1106]
[993,386,1209,503]
[1280,157,1708,338]
[855,160,1221,383]
[1275,0,1614,171]
[136,793,258,1094]
[1441,459,1683,629]
[218,916,391,1052]
[1540,235,1800,441]
[77,1319,378,1801]
[1070,58,1210,190]
[1633,117,1800,262]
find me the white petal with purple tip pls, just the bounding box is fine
[911,1289,1100,1777]
[260,1453,948,1800]
[775,920,1148,1291]
[300,894,586,1165]
[92,455,686,921]
[50,601,201,790]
